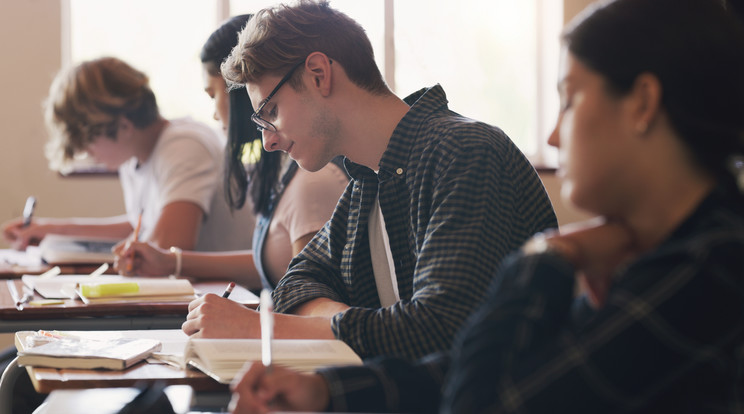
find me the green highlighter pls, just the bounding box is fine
[79,282,140,298]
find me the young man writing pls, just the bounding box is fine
[182,0,557,360]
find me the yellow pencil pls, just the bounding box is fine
[127,211,143,273]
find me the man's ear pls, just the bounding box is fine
[115,116,135,140]
[629,72,662,135]
[305,52,333,97]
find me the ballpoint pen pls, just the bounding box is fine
[259,289,274,372]
[22,196,36,228]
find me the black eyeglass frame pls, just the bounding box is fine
[251,60,305,132]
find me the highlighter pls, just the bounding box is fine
[79,282,139,298]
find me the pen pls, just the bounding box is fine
[126,210,143,273]
[259,289,274,371]
[221,281,235,298]
[22,196,36,228]
[7,279,31,310]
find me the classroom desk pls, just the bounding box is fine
[0,248,116,279]
[1,330,230,414]
[0,248,117,279]
[34,385,196,414]
[0,279,259,333]
[14,329,224,392]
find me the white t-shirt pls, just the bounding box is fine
[118,117,255,251]
[261,161,348,284]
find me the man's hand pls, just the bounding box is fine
[2,217,49,250]
[229,363,330,414]
[542,218,639,307]
[183,294,261,338]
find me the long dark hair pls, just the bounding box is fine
[200,14,284,215]
[564,0,744,192]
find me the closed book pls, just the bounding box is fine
[184,338,363,384]
[39,234,119,265]
[16,334,162,370]
[75,278,195,304]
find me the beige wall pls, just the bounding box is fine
[0,0,125,248]
[0,0,596,249]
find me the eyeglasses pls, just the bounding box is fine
[251,61,305,133]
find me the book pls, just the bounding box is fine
[39,234,120,265]
[15,331,162,370]
[183,338,363,384]
[75,278,196,304]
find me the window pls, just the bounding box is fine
[67,0,560,165]
[66,0,220,128]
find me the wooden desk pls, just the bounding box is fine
[0,248,117,279]
[35,385,196,414]
[0,279,258,333]
[15,330,226,393]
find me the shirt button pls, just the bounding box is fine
[396,168,404,175]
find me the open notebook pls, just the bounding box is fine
[22,274,195,303]
[182,338,363,384]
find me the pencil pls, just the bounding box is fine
[221,282,236,298]
[126,211,143,273]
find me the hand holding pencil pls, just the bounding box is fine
[125,211,143,273]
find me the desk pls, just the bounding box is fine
[1,330,229,414]
[0,279,259,333]
[34,385,196,414]
[0,248,116,279]
[15,330,226,393]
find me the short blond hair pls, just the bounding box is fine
[222,0,388,95]
[44,57,159,172]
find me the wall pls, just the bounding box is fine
[0,0,596,250]
[0,0,124,249]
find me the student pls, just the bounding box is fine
[182,0,557,361]
[1,57,254,253]
[227,0,744,412]
[114,15,349,290]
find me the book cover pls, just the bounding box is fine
[184,338,363,384]
[16,335,162,370]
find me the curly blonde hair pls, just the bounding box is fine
[44,57,159,172]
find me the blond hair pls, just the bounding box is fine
[44,57,159,172]
[222,0,388,95]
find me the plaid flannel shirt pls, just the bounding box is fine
[318,186,744,413]
[272,85,557,360]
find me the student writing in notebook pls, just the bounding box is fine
[182,0,557,361]
[113,15,348,290]
[227,0,744,412]
[1,57,255,253]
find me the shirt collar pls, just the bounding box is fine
[344,84,449,181]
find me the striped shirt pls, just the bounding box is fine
[317,185,744,413]
[273,85,557,360]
